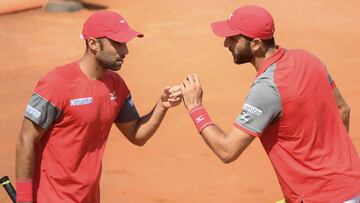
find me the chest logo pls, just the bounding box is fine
[110,91,117,101]
[70,97,93,106]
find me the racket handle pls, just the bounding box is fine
[0,176,16,203]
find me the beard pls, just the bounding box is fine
[233,41,253,65]
[96,51,122,71]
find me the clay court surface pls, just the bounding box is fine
[0,0,360,202]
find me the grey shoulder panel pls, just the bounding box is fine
[235,64,282,134]
[24,93,63,130]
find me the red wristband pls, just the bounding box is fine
[16,179,33,202]
[189,105,214,133]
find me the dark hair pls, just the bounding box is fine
[241,34,276,48]
[262,38,276,48]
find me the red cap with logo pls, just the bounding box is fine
[82,10,143,43]
[211,5,275,40]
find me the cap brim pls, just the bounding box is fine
[211,20,241,37]
[107,28,143,43]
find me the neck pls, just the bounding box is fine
[251,46,277,72]
[79,53,106,80]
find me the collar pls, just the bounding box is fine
[256,46,285,77]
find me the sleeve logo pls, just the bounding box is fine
[127,96,135,107]
[239,112,251,123]
[26,105,42,118]
[243,103,263,116]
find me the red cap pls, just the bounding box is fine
[211,5,275,39]
[82,10,143,43]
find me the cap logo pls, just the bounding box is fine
[119,20,126,24]
[228,14,233,20]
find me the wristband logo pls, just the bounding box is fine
[195,115,205,123]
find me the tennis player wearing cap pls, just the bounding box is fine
[16,11,182,202]
[180,5,360,203]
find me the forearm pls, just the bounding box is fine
[133,100,168,145]
[186,105,235,162]
[200,125,233,163]
[181,74,254,163]
[16,134,36,202]
[15,119,44,202]
[16,136,35,179]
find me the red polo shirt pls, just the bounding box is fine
[234,47,360,202]
[24,62,139,202]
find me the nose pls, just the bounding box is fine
[123,44,129,55]
[115,43,129,57]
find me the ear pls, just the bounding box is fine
[87,37,101,52]
[250,38,263,53]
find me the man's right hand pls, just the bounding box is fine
[180,74,203,110]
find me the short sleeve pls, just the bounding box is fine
[234,78,282,137]
[24,73,65,129]
[115,95,140,123]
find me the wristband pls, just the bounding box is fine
[189,105,214,133]
[16,179,33,202]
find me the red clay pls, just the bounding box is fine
[0,0,44,15]
[0,0,359,202]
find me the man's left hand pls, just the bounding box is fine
[160,86,182,108]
